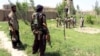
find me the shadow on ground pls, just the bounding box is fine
[17,44,28,50]
[45,52,61,56]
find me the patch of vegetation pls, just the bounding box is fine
[85,14,94,24]
[0,20,100,56]
[0,49,11,56]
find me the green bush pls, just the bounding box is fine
[85,15,94,24]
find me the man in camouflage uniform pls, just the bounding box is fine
[8,5,22,49]
[56,16,61,27]
[65,17,71,28]
[80,17,84,27]
[70,16,76,28]
[31,5,49,56]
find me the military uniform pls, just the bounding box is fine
[80,17,84,27]
[8,11,22,48]
[31,12,48,56]
[70,17,76,28]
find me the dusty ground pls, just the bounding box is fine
[74,27,100,34]
[0,31,27,56]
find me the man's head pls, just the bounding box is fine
[11,5,16,12]
[36,5,43,12]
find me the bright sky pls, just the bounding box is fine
[0,0,100,11]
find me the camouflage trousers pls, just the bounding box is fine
[32,30,46,56]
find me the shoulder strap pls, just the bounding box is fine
[34,13,39,24]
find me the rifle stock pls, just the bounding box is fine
[46,34,52,48]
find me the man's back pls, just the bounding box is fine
[31,12,46,29]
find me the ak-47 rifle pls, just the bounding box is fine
[43,25,52,48]
[46,33,52,48]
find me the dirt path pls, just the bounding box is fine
[0,31,27,56]
[74,27,100,34]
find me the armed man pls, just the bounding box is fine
[8,5,22,49]
[31,5,50,56]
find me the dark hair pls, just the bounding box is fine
[36,5,43,12]
[11,5,16,9]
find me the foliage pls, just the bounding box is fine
[30,0,35,10]
[76,4,81,14]
[56,1,67,19]
[70,4,76,15]
[16,1,29,25]
[85,14,94,24]
[16,1,28,19]
[0,49,11,56]
[94,0,100,15]
[76,5,80,11]
[1,20,100,56]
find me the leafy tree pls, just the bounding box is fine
[85,14,94,24]
[76,5,80,13]
[70,4,76,15]
[30,0,35,10]
[94,0,100,15]
[16,0,29,24]
[56,1,67,18]
[56,1,67,39]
